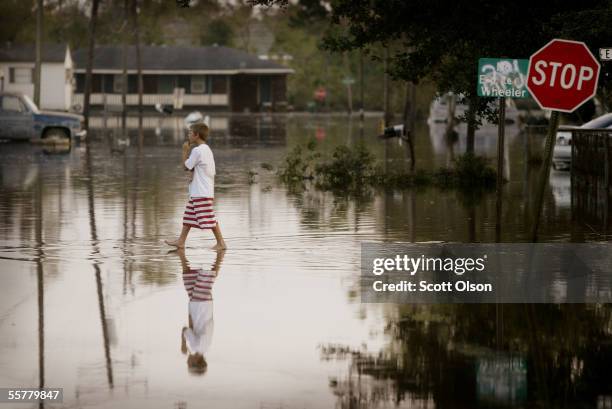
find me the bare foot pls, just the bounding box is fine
[165,239,185,248]
[211,243,227,250]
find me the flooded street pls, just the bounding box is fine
[1,115,611,408]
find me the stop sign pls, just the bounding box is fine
[526,39,600,112]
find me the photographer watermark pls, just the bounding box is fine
[361,243,612,303]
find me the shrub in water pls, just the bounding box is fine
[315,143,374,191]
[452,153,497,188]
[277,139,320,184]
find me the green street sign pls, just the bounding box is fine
[342,77,355,85]
[477,58,530,98]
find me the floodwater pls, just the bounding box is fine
[0,114,611,409]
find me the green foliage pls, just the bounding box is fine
[277,138,320,184]
[201,19,234,46]
[255,0,612,119]
[315,143,374,191]
[451,153,497,189]
[278,142,497,194]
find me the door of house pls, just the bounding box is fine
[259,76,272,106]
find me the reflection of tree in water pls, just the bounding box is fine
[286,184,375,231]
[321,304,612,408]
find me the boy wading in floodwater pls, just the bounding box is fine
[165,123,227,250]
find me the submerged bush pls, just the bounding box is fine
[315,143,374,191]
[277,138,320,184]
[277,142,497,193]
[451,153,497,188]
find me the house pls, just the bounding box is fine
[72,45,294,112]
[0,43,73,110]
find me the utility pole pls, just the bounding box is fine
[34,0,43,107]
[83,0,101,131]
[131,0,143,146]
[121,0,129,136]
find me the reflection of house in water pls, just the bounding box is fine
[72,46,293,113]
[427,96,521,168]
[87,114,288,147]
[571,129,612,232]
[322,304,612,409]
[227,115,287,146]
[550,170,571,209]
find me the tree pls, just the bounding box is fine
[253,0,612,152]
[201,19,233,46]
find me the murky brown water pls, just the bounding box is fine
[0,114,610,409]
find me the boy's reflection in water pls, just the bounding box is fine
[177,248,225,375]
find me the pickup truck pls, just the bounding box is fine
[0,92,86,141]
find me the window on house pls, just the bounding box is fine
[103,75,114,93]
[128,75,138,94]
[143,75,157,94]
[92,74,102,93]
[113,74,125,93]
[191,75,206,94]
[211,76,227,94]
[157,75,176,94]
[9,67,33,84]
[75,74,85,93]
[74,74,102,93]
[177,75,190,93]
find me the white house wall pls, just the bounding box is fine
[0,62,70,110]
[0,62,34,99]
[40,63,67,110]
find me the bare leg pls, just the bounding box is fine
[211,222,227,250]
[165,225,190,248]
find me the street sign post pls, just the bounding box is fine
[477,57,530,240]
[526,39,601,241]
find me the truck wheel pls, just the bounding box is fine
[43,128,70,142]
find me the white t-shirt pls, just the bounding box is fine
[185,143,215,198]
[185,300,214,355]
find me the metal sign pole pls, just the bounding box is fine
[530,110,560,241]
[495,97,506,242]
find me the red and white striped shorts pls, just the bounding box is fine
[183,197,217,229]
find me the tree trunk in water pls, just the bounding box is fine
[466,94,477,154]
[403,82,416,172]
[359,48,364,121]
[34,0,43,107]
[131,0,143,146]
[383,47,392,126]
[83,0,100,131]
[343,52,353,115]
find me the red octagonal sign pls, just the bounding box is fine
[527,39,600,113]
